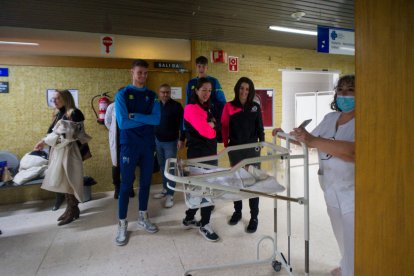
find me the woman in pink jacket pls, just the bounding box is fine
[181,78,220,242]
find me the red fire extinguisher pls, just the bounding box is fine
[91,92,111,124]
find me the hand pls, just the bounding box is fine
[177,140,184,150]
[208,121,215,128]
[34,140,45,151]
[289,128,314,145]
[272,128,284,137]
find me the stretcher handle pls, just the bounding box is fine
[274,131,300,143]
[239,188,305,204]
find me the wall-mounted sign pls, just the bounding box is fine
[228,56,238,72]
[317,26,355,56]
[0,82,9,93]
[171,87,182,99]
[47,89,79,108]
[154,62,184,69]
[211,50,226,63]
[101,36,115,55]
[255,89,274,127]
[0,68,9,77]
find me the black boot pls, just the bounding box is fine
[246,218,258,233]
[52,193,65,211]
[228,212,242,225]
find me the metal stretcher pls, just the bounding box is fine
[164,133,310,276]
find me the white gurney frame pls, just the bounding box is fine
[164,134,310,275]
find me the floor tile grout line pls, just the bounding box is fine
[172,238,186,275]
[34,227,60,275]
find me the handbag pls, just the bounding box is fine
[79,142,92,161]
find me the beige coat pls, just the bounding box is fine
[41,119,91,202]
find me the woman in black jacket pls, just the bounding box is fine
[221,77,265,233]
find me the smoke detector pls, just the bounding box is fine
[291,11,306,21]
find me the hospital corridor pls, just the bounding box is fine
[0,0,412,275]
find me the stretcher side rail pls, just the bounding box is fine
[164,137,310,276]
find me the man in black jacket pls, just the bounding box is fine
[153,83,185,208]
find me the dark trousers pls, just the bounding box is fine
[185,206,214,227]
[234,198,259,219]
[228,147,261,219]
[112,165,121,187]
[184,145,217,227]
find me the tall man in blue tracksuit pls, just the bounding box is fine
[115,59,161,246]
[185,56,226,142]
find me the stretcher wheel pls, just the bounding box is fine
[272,260,282,272]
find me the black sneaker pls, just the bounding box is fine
[199,224,220,242]
[182,218,201,229]
[246,218,258,233]
[228,212,242,225]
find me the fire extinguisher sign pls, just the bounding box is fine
[101,35,115,55]
[228,56,238,72]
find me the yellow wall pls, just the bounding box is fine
[0,41,354,204]
[0,60,190,204]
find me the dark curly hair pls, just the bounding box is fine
[232,77,256,107]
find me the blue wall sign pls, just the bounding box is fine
[0,82,9,93]
[0,68,9,77]
[317,26,355,56]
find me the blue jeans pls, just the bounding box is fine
[155,138,177,196]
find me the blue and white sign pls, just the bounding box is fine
[0,68,9,77]
[317,26,354,56]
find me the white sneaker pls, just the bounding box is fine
[153,189,167,199]
[115,220,128,246]
[137,211,159,233]
[164,195,174,208]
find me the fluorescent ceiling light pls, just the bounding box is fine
[269,26,317,36]
[0,41,39,46]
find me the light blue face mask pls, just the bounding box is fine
[336,96,355,112]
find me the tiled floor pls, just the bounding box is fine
[0,163,340,276]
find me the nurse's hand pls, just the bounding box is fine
[290,128,315,145]
[272,128,284,136]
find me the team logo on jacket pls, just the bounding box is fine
[251,106,258,112]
